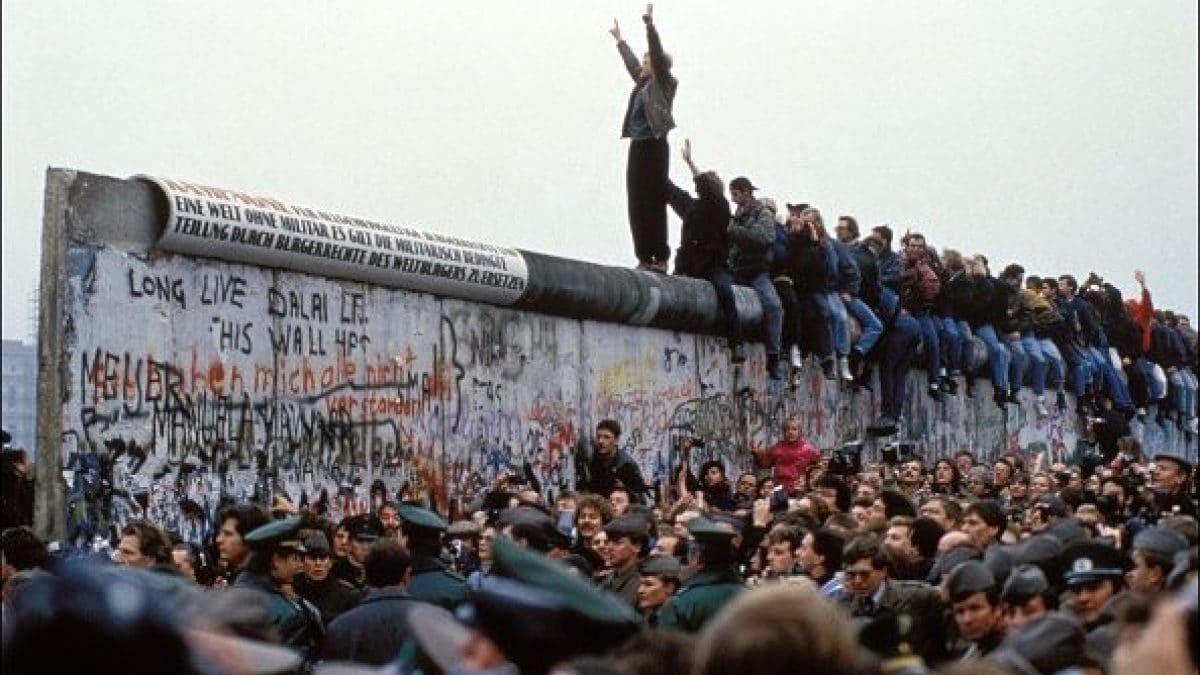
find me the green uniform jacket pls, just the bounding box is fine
[657,565,744,633]
[407,555,468,611]
[234,571,324,655]
[601,562,641,609]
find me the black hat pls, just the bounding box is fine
[1014,534,1065,567]
[1001,564,1050,604]
[988,613,1094,675]
[1060,541,1125,587]
[638,554,682,580]
[345,514,384,542]
[1044,518,1089,548]
[1034,495,1071,520]
[786,202,810,213]
[502,506,571,550]
[603,514,649,541]
[244,516,306,553]
[946,560,996,600]
[1131,526,1189,559]
[729,176,757,192]
[983,546,1015,587]
[398,505,448,534]
[302,531,331,556]
[687,516,738,542]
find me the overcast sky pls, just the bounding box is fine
[3,1,1197,341]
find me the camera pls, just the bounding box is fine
[880,442,916,466]
[829,442,863,477]
[688,436,706,449]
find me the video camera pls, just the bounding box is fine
[829,441,864,477]
[880,441,917,466]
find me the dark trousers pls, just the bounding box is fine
[798,291,834,360]
[881,312,921,419]
[774,279,799,355]
[626,138,670,264]
[706,267,742,344]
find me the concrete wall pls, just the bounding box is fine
[39,170,1195,544]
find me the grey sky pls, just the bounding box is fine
[4,1,1197,341]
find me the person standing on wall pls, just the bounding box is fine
[610,3,678,272]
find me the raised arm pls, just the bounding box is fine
[643,4,672,79]
[681,138,701,177]
[611,18,642,82]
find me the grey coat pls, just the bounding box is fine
[618,22,677,139]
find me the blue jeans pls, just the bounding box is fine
[975,324,1011,391]
[1003,333,1029,393]
[1037,337,1065,389]
[1169,368,1197,419]
[1020,333,1049,396]
[827,292,850,357]
[1085,345,1133,410]
[845,297,883,355]
[938,315,964,374]
[957,320,976,374]
[711,268,783,357]
[1136,356,1166,400]
[1059,342,1091,398]
[879,291,919,420]
[912,310,942,378]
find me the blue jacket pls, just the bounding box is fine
[877,249,902,293]
[832,240,862,297]
[323,588,419,666]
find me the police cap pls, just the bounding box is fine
[243,516,305,552]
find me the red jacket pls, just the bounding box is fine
[760,439,820,486]
[1124,288,1154,354]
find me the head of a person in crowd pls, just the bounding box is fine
[850,496,874,526]
[1126,527,1189,594]
[934,459,961,490]
[555,492,577,518]
[758,476,777,498]
[901,231,928,263]
[855,480,879,503]
[963,255,986,279]
[835,215,859,244]
[920,495,963,531]
[636,555,681,613]
[609,487,631,517]
[1,527,47,587]
[1061,541,1126,625]
[1038,277,1057,300]
[871,225,894,250]
[780,415,803,444]
[993,459,1015,488]
[862,233,885,256]
[1152,455,1192,494]
[653,532,680,559]
[938,528,973,555]
[1030,473,1056,500]
[1008,474,1030,502]
[301,530,334,583]
[346,514,383,565]
[941,247,964,272]
[215,504,270,570]
[590,530,611,570]
[1057,274,1078,298]
[117,520,172,569]
[955,450,976,476]
[899,458,925,489]
[692,583,863,675]
[883,516,917,564]
[962,500,1005,550]
[244,517,306,587]
[947,560,1005,644]
[365,538,412,590]
[965,467,992,499]
[171,542,199,582]
[378,501,401,538]
[594,420,621,458]
[728,176,757,207]
[798,528,843,582]
[877,490,916,520]
[910,517,947,563]
[1000,263,1025,290]
[699,460,728,492]
[603,516,648,572]
[734,472,758,501]
[842,534,889,598]
[814,475,851,513]
[800,207,828,241]
[575,493,613,541]
[1001,563,1055,629]
[332,520,352,558]
[1025,274,1042,292]
[695,170,724,201]
[764,526,803,577]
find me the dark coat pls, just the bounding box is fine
[233,571,324,656]
[406,555,469,611]
[877,249,903,293]
[839,580,947,663]
[601,562,641,609]
[322,588,420,666]
[618,23,677,139]
[832,240,862,297]
[849,242,883,310]
[295,574,363,627]
[668,178,731,277]
[582,449,649,504]
[788,234,836,293]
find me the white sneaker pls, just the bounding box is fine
[789,345,803,369]
[839,356,853,381]
[1035,397,1049,418]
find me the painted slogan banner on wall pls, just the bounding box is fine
[139,175,529,305]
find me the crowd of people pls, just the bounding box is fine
[2,415,1198,675]
[615,5,1198,439]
